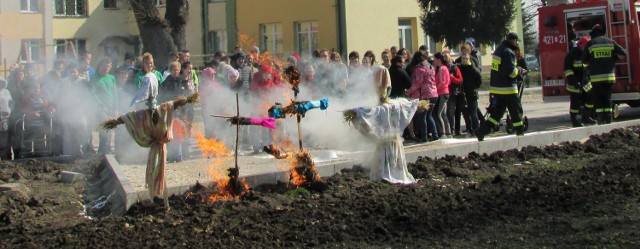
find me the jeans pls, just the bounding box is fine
[433,94,450,137]
[416,98,438,141]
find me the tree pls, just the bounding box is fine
[522,0,542,55]
[129,0,189,69]
[418,0,517,47]
[165,0,190,51]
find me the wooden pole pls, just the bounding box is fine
[295,92,303,150]
[235,93,239,170]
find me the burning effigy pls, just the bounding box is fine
[263,66,329,188]
[204,93,281,201]
[100,93,199,208]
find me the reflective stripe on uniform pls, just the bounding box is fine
[509,67,519,78]
[490,86,518,95]
[584,103,594,108]
[590,73,615,83]
[564,69,574,77]
[566,85,580,93]
[512,121,524,127]
[572,60,584,68]
[583,82,593,92]
[595,108,613,113]
[570,109,580,114]
[488,117,499,125]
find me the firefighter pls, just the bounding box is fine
[475,32,527,141]
[582,24,626,124]
[564,35,596,127]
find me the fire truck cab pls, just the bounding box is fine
[539,0,640,108]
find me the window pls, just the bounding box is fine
[398,19,413,53]
[424,35,437,55]
[260,23,283,56]
[20,40,43,62]
[208,31,227,54]
[54,39,87,60]
[104,0,117,9]
[295,21,319,57]
[54,0,87,16]
[156,0,165,7]
[21,0,39,12]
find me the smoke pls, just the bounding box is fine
[198,59,383,155]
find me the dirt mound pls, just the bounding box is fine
[3,129,640,248]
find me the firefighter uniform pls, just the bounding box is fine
[563,41,594,127]
[582,25,626,124]
[475,33,525,141]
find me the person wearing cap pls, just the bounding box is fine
[564,36,596,127]
[582,24,627,124]
[475,32,527,141]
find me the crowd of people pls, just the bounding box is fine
[0,37,504,161]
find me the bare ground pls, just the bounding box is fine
[1,127,640,248]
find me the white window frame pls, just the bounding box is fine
[20,39,43,62]
[424,35,437,55]
[398,19,413,53]
[54,0,87,17]
[295,21,319,57]
[21,0,39,13]
[260,23,283,56]
[208,31,227,54]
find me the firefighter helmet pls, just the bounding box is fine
[577,36,591,49]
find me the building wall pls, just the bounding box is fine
[235,0,338,58]
[0,0,48,77]
[48,0,228,67]
[343,0,426,57]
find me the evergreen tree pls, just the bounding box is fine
[418,0,517,47]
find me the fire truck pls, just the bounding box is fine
[539,0,640,110]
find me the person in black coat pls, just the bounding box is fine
[458,53,483,134]
[389,55,412,98]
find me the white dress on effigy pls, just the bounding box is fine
[350,98,417,184]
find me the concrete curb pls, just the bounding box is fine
[102,118,640,214]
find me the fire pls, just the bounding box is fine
[287,150,320,187]
[193,131,249,202]
[267,129,320,187]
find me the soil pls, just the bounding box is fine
[2,128,640,248]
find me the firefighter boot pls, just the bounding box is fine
[570,114,583,127]
[603,113,613,124]
[596,113,605,125]
[515,125,525,136]
[581,110,597,126]
[474,121,492,142]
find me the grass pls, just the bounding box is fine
[285,187,310,197]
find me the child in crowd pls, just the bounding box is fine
[0,79,13,160]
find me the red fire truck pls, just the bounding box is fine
[539,0,640,109]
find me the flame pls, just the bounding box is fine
[172,118,186,142]
[193,131,249,202]
[268,128,320,187]
[287,149,320,187]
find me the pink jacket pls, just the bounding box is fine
[407,64,437,99]
[436,65,450,95]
